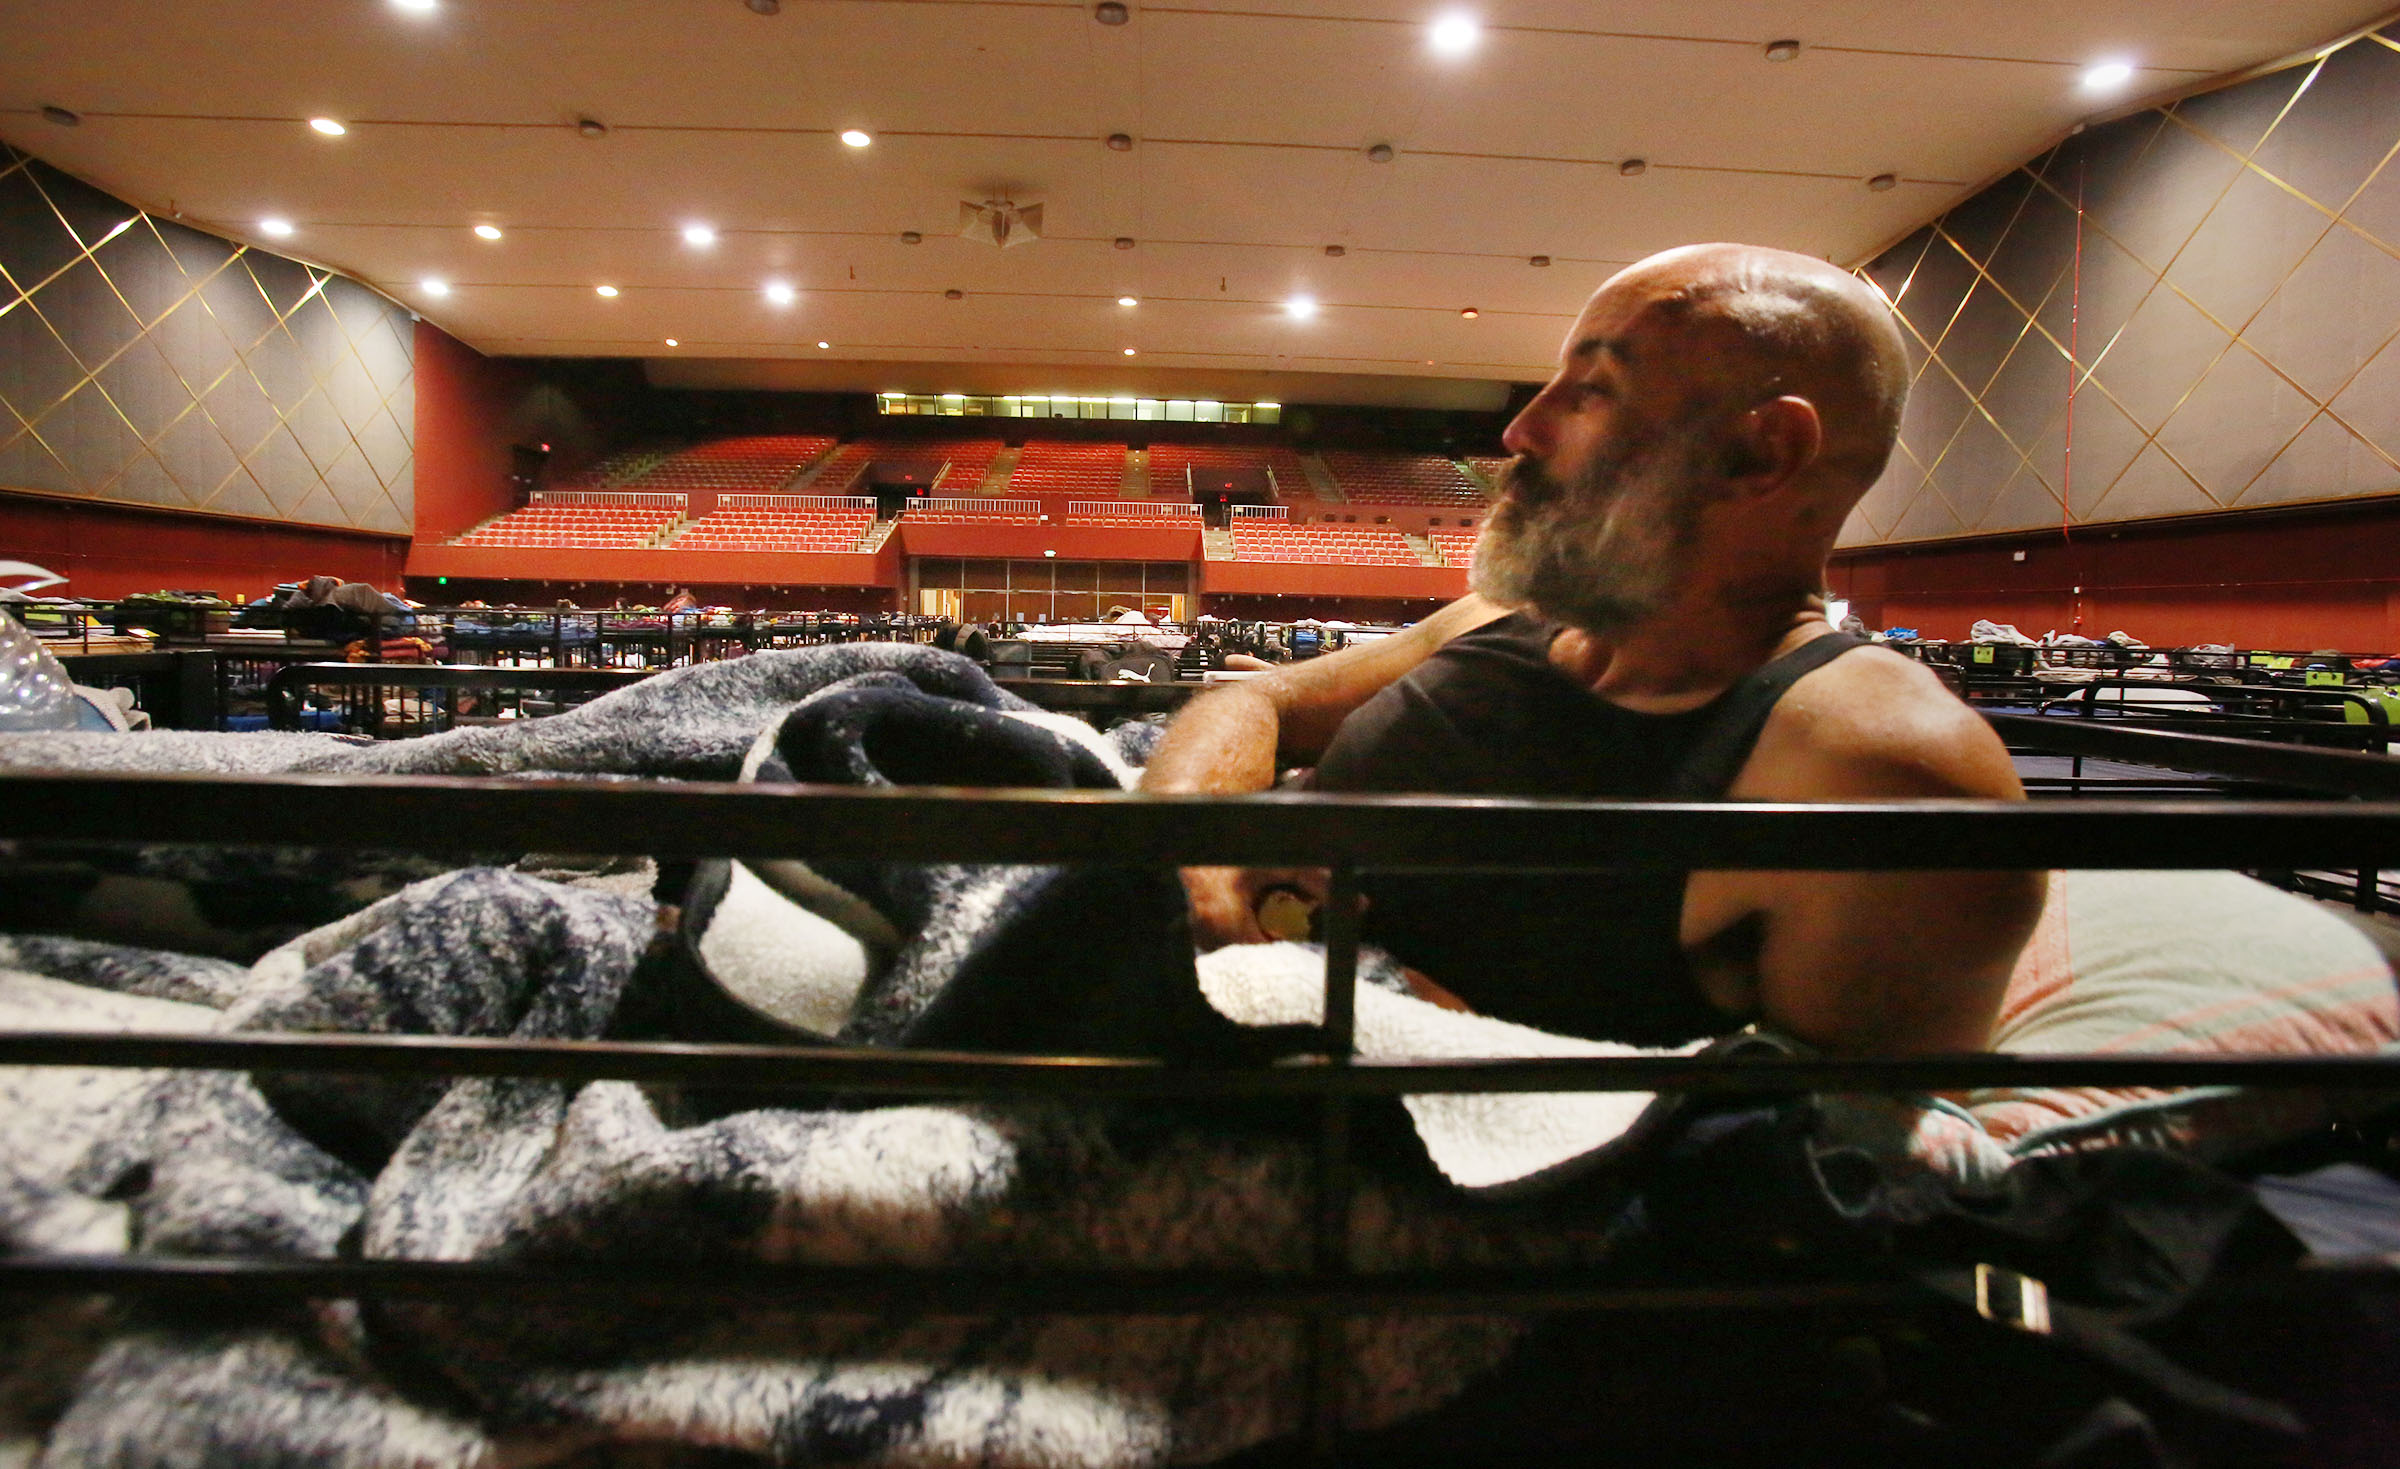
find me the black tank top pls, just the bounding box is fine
[1306,613,1866,1044]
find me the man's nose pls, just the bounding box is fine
[1501,394,1551,458]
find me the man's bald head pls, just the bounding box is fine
[1476,244,1910,633]
[1595,242,1910,490]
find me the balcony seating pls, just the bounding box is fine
[616,436,839,492]
[452,505,681,548]
[903,509,1044,524]
[1428,528,1482,568]
[1148,442,1310,500]
[1321,451,1489,507]
[1063,508,1204,526]
[669,508,874,552]
[1228,524,1422,565]
[547,445,673,492]
[1009,439,1127,497]
[1466,456,1513,488]
[809,438,1004,494]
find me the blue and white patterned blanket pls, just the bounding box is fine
[0,647,1660,1468]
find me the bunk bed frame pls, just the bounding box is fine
[3,764,2400,1459]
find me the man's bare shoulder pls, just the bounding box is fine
[1737,641,2020,801]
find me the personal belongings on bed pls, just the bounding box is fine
[1969,619,2040,645]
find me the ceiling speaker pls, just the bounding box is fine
[959,198,1044,248]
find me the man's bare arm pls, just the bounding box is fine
[1144,594,1510,948]
[1140,593,1510,795]
[1701,652,2045,1056]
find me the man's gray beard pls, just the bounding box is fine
[1469,431,1712,633]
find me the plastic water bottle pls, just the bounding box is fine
[0,610,78,732]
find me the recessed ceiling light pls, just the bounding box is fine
[1529,254,1551,267]
[308,117,347,137]
[1105,132,1135,152]
[420,278,450,297]
[1366,143,1395,163]
[944,288,965,300]
[1286,295,1318,319]
[595,284,619,298]
[473,224,503,241]
[1428,13,1480,55]
[817,341,831,349]
[40,105,80,127]
[1118,295,1138,306]
[1763,38,1801,62]
[259,218,295,238]
[2081,60,2135,90]
[1324,244,1347,258]
[747,0,781,12]
[901,230,923,244]
[682,223,717,247]
[393,0,437,13]
[1619,158,1648,177]
[665,338,679,346]
[1114,236,1136,250]
[1094,1,1129,23]
[1123,347,1137,355]
[840,129,873,148]
[1866,173,1899,192]
[576,117,607,139]
[1459,307,1479,319]
[765,281,797,305]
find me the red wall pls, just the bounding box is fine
[1830,498,2400,651]
[406,541,901,589]
[1202,592,1457,622]
[1202,557,1467,601]
[897,523,1203,561]
[0,490,407,600]
[404,577,899,613]
[412,321,537,543]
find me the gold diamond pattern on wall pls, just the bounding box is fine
[1842,28,2400,549]
[0,146,414,534]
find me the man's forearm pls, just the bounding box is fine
[1139,684,1283,794]
[1142,595,1509,796]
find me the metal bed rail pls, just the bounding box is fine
[263,662,648,733]
[1990,710,2400,911]
[5,772,2400,1458]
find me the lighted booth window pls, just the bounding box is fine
[916,560,1189,623]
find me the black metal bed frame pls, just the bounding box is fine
[5,759,2400,1457]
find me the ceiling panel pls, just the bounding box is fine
[1,0,2387,394]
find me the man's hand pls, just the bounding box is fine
[1144,595,1512,950]
[1179,866,1333,949]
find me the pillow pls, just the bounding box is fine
[1967,870,2400,1158]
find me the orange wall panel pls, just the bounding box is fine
[411,321,537,542]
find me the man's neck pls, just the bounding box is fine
[1545,580,1830,714]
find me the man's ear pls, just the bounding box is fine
[1725,396,1823,490]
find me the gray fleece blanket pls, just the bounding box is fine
[0,647,1656,1468]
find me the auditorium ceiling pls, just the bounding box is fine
[1,0,2390,405]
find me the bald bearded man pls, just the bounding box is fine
[1142,244,2044,1058]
